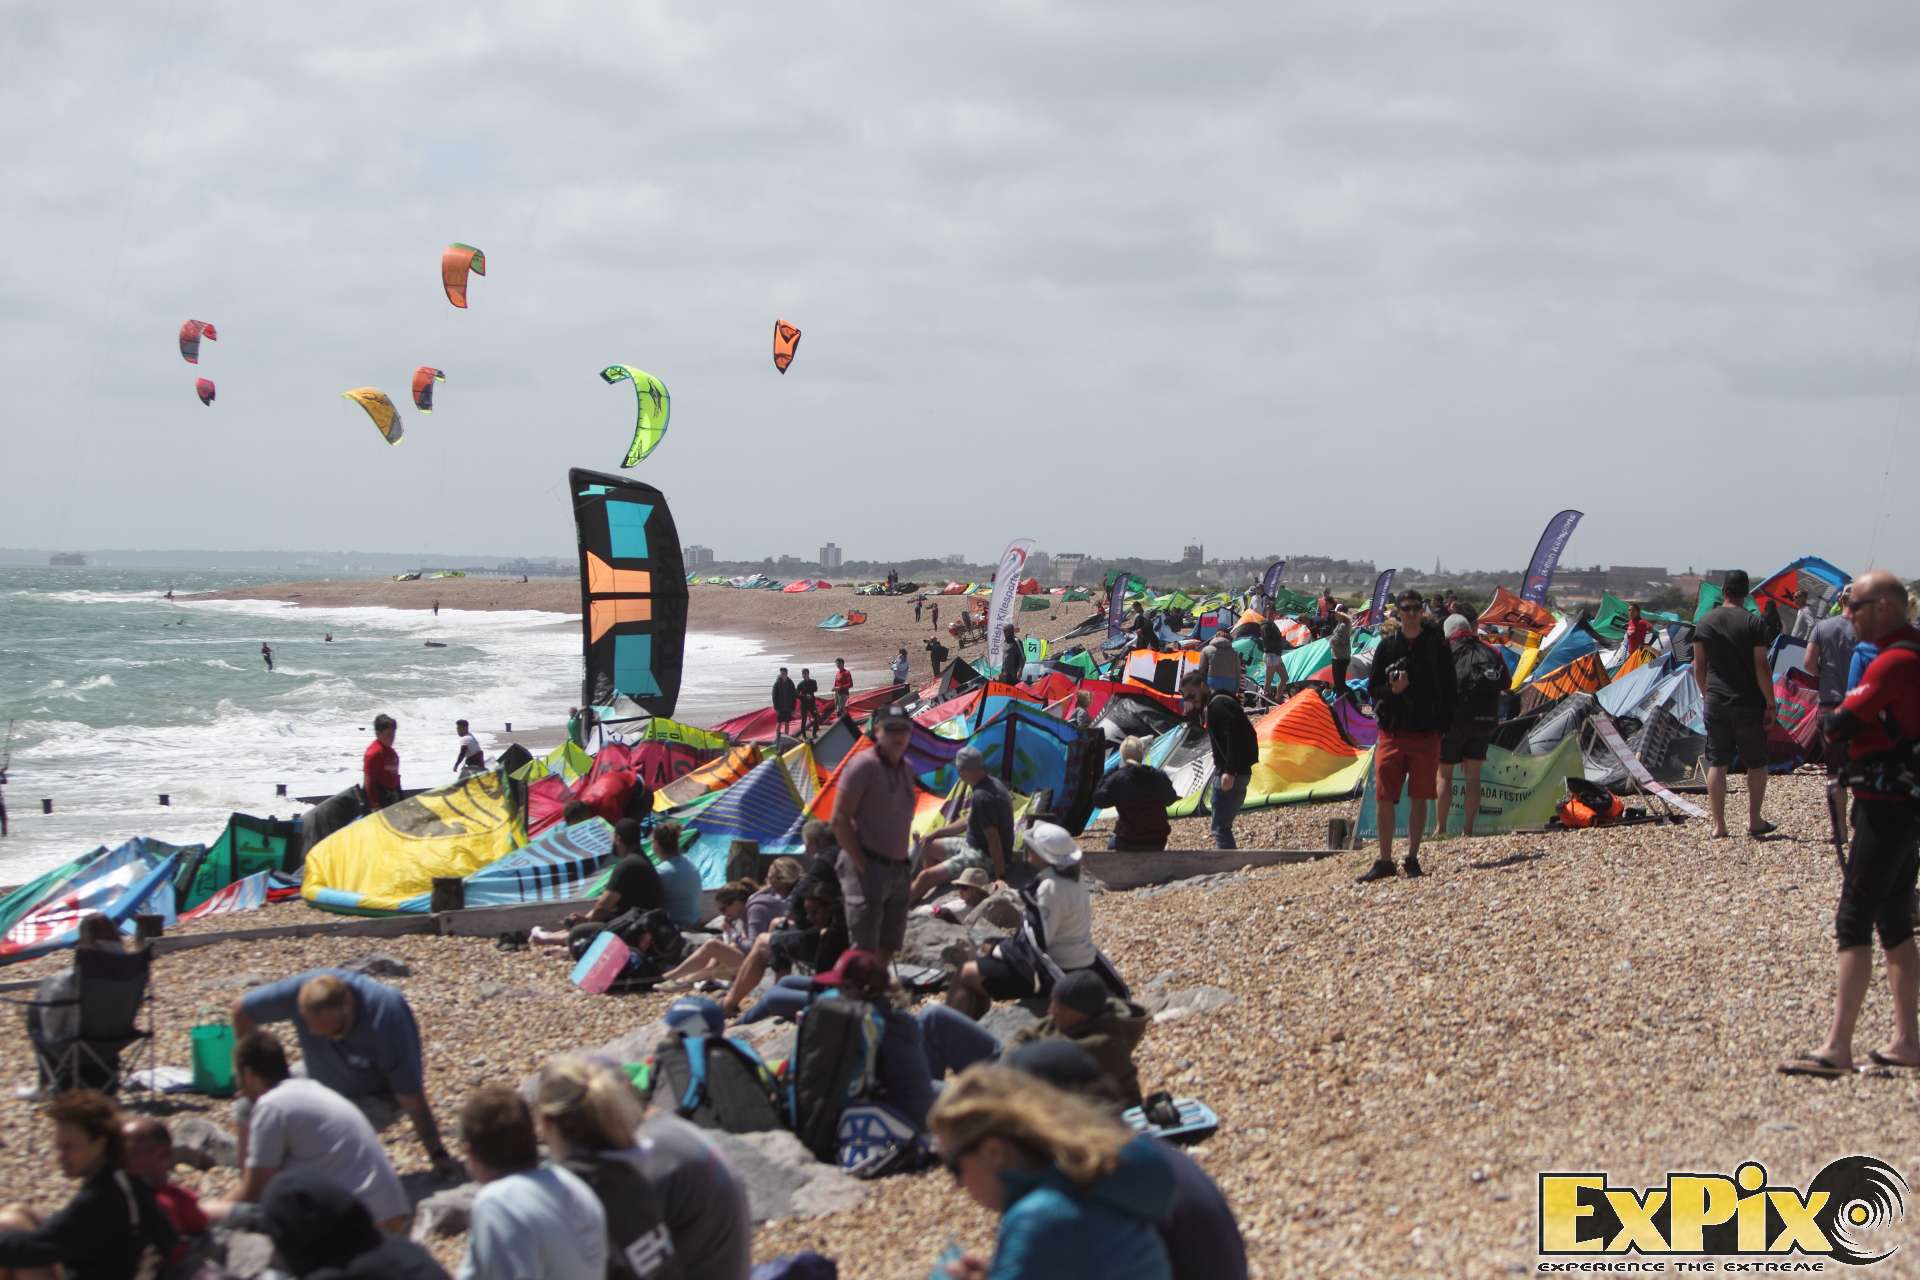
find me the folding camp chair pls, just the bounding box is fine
[7,946,156,1095]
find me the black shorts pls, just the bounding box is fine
[767,927,819,974]
[976,949,1039,1002]
[1704,704,1768,769]
[1835,800,1920,951]
[1440,721,1493,765]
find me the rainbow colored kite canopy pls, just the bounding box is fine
[442,243,485,308]
[342,387,403,444]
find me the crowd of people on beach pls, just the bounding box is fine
[4,560,1916,1278]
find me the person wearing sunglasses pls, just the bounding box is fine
[928,1064,1174,1280]
[1783,569,1920,1078]
[1360,590,1456,882]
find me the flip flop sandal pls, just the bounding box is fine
[1868,1050,1920,1069]
[1778,1053,1849,1078]
[1750,820,1779,838]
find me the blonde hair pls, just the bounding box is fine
[1119,736,1148,764]
[767,857,804,894]
[532,1055,645,1153]
[928,1065,1131,1190]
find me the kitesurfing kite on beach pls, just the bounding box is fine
[412,366,446,412]
[442,243,485,308]
[195,378,215,405]
[599,365,670,467]
[773,319,801,373]
[342,387,403,444]
[179,320,216,364]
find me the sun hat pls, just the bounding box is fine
[953,867,991,891]
[1026,822,1083,869]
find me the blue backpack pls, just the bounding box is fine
[643,1030,785,1134]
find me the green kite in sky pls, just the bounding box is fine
[600,365,670,467]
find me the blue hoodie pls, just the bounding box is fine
[988,1136,1175,1280]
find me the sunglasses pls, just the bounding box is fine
[940,1134,987,1179]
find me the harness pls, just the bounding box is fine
[1839,639,1920,803]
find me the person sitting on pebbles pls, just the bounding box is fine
[914,866,994,923]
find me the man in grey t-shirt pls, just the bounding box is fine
[635,1113,752,1280]
[210,1031,411,1232]
[1692,570,1776,840]
[910,746,1013,901]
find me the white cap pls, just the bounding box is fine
[1443,614,1471,639]
[1027,822,1083,869]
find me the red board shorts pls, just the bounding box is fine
[1377,730,1442,803]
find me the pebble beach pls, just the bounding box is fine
[4,746,1903,1276]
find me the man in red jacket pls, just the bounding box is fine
[362,714,401,811]
[1782,569,1920,1078]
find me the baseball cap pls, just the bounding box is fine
[664,996,724,1036]
[1442,614,1471,639]
[872,704,911,730]
[1026,822,1083,869]
[810,948,888,994]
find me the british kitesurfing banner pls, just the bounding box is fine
[1520,509,1584,604]
[987,538,1036,674]
[1106,573,1133,638]
[1259,559,1286,610]
[1368,569,1396,626]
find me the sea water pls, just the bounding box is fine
[0,567,779,881]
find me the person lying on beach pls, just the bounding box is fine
[533,818,662,952]
[205,1031,412,1235]
[945,824,1097,1020]
[913,866,993,922]
[231,970,459,1178]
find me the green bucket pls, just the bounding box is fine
[190,1023,235,1098]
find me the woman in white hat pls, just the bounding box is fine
[945,822,1097,1019]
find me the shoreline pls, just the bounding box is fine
[189,576,1096,692]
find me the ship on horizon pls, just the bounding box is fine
[48,552,87,566]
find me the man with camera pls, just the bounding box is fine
[1361,590,1456,882]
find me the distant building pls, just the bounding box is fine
[942,554,967,567]
[49,552,86,566]
[686,544,716,570]
[1052,552,1088,585]
[777,554,804,568]
[820,542,843,570]
[1181,544,1204,566]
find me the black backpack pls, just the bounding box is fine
[607,908,688,967]
[642,1030,786,1135]
[787,991,886,1161]
[1456,640,1508,716]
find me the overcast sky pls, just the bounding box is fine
[3,2,1915,576]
